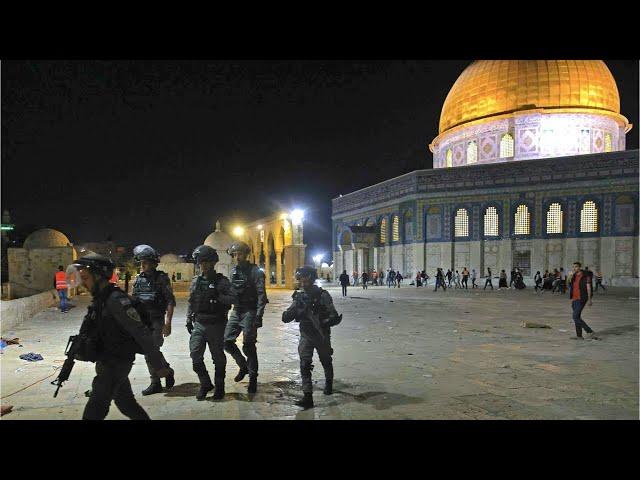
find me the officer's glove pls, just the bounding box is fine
[282,312,295,323]
[186,320,194,335]
[255,316,263,328]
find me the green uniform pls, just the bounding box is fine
[224,262,268,380]
[187,271,235,389]
[131,269,176,384]
[282,285,340,394]
[82,285,167,420]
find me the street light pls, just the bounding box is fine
[233,226,245,237]
[290,209,304,226]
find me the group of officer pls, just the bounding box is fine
[68,239,341,419]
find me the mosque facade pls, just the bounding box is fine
[332,61,639,285]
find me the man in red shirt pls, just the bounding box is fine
[568,261,597,340]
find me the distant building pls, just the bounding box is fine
[333,61,638,285]
[7,228,76,298]
[203,220,234,278]
[157,253,194,282]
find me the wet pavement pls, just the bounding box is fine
[1,283,638,419]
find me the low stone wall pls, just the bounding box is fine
[0,289,58,335]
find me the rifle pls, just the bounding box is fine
[51,335,83,398]
[51,306,98,397]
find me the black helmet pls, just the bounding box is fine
[295,265,318,282]
[192,245,219,264]
[227,241,251,256]
[72,253,115,279]
[133,244,160,263]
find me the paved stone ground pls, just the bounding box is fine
[1,283,638,420]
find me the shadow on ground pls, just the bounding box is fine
[163,380,423,411]
[596,324,638,336]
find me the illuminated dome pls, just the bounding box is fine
[204,220,233,252]
[430,60,632,168]
[159,253,182,263]
[23,228,71,249]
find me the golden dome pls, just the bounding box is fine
[439,60,621,134]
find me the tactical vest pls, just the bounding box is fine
[93,286,141,362]
[132,271,167,313]
[231,263,258,307]
[190,274,230,321]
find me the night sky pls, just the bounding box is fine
[2,60,638,260]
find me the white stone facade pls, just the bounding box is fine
[432,112,625,169]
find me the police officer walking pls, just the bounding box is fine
[187,245,235,401]
[224,241,268,394]
[282,266,342,409]
[71,253,173,420]
[131,244,176,396]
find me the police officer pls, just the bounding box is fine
[187,245,235,401]
[282,265,342,409]
[224,241,268,394]
[131,244,176,396]
[72,253,173,420]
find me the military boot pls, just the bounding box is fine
[295,392,314,409]
[234,367,249,382]
[323,379,333,395]
[165,368,175,389]
[213,378,225,400]
[142,381,163,396]
[196,381,214,401]
[248,376,257,394]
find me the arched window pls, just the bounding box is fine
[467,141,477,164]
[455,208,469,237]
[546,203,563,234]
[484,206,499,236]
[514,205,531,235]
[499,133,514,158]
[446,149,453,168]
[580,201,598,233]
[380,218,387,245]
[579,129,591,154]
[604,133,612,152]
[392,215,399,241]
[404,210,413,241]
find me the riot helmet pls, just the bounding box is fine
[295,265,318,282]
[192,245,219,264]
[227,241,251,256]
[71,253,116,280]
[133,244,160,263]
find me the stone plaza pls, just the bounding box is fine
[1,283,637,420]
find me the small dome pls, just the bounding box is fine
[204,220,233,252]
[23,228,71,249]
[159,253,182,263]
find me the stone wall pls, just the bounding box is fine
[156,262,195,282]
[7,246,74,299]
[0,289,57,335]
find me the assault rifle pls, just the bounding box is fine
[51,334,83,398]
[51,306,97,397]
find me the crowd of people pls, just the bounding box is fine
[336,265,607,296]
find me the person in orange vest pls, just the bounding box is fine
[53,265,69,313]
[109,270,119,285]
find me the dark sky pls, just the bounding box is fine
[2,60,638,259]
